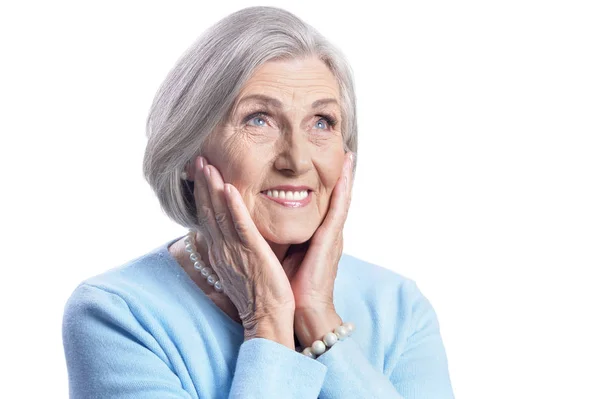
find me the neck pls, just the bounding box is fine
[268,242,291,264]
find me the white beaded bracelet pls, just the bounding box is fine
[299,321,355,359]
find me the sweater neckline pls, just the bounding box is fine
[158,235,244,335]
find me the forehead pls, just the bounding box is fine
[235,57,341,109]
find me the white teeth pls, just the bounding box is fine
[264,190,309,201]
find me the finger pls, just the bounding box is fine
[203,164,238,240]
[193,156,223,242]
[223,183,267,249]
[320,152,354,233]
[345,152,355,206]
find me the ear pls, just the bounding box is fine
[183,156,202,181]
[184,162,195,181]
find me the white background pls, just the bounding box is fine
[1,1,599,398]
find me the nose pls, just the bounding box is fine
[273,129,312,176]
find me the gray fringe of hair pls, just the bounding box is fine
[143,6,358,231]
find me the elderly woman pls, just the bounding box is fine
[62,6,454,399]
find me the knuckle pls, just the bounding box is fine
[198,215,211,228]
[198,215,210,228]
[233,219,246,234]
[232,220,251,245]
[201,205,213,217]
[214,211,228,227]
[198,206,213,225]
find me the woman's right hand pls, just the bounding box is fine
[191,156,296,344]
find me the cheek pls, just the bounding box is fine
[222,163,258,196]
[218,157,267,212]
[316,150,346,192]
[205,132,266,204]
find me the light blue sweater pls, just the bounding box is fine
[62,235,454,398]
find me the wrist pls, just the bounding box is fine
[244,312,295,350]
[294,308,343,349]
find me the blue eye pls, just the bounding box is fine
[249,116,266,126]
[315,114,337,130]
[243,111,269,127]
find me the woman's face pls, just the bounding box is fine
[201,56,346,245]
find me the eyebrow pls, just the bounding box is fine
[236,94,339,109]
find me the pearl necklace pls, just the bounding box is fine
[184,229,224,293]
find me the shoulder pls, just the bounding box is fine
[61,239,201,363]
[338,252,437,316]
[61,242,201,398]
[335,259,453,396]
[82,245,171,294]
[337,252,419,299]
[336,252,439,341]
[62,248,157,328]
[62,239,190,329]
[67,239,184,304]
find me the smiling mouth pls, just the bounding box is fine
[261,189,309,200]
[259,189,313,208]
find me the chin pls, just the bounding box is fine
[260,222,318,245]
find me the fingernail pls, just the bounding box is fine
[199,157,205,169]
[204,165,211,177]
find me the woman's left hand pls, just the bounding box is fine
[284,151,354,325]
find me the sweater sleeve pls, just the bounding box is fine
[313,280,454,399]
[63,283,329,399]
[62,284,195,399]
[228,338,327,398]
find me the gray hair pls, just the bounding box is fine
[143,6,358,231]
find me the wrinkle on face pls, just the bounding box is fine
[200,56,347,250]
